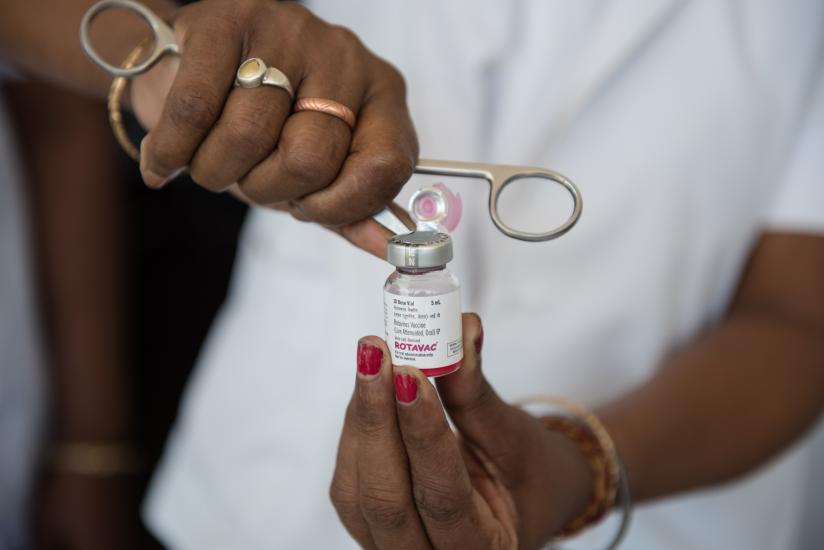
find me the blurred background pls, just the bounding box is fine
[5,78,245,548]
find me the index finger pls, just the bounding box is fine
[140,6,239,187]
[352,338,431,549]
[393,368,512,548]
[332,202,414,258]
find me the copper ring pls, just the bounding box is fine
[293,98,356,130]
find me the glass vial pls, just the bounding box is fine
[383,231,463,377]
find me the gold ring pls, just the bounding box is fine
[293,97,356,130]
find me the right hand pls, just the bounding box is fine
[330,314,595,549]
[130,0,418,256]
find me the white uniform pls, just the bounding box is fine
[0,86,46,549]
[146,1,824,548]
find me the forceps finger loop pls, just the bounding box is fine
[80,0,179,78]
[488,168,582,242]
[414,159,583,242]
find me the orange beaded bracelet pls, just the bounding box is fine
[518,396,632,549]
[542,415,618,537]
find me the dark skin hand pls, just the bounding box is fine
[126,0,419,251]
[1,0,418,256]
[332,314,592,550]
[333,232,824,549]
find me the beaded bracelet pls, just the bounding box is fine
[543,416,617,537]
[518,396,632,549]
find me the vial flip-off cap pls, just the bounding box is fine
[409,183,462,233]
[386,231,453,269]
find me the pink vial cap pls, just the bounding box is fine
[433,183,462,233]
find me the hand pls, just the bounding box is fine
[331,314,594,549]
[129,0,418,257]
[32,472,142,550]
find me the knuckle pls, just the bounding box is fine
[234,0,258,10]
[359,485,410,530]
[398,425,437,454]
[413,480,470,528]
[295,147,414,226]
[236,179,272,205]
[447,379,498,417]
[354,400,390,438]
[167,91,220,132]
[329,24,360,45]
[225,0,263,18]
[359,149,415,202]
[188,155,232,192]
[143,142,178,174]
[368,58,408,98]
[491,529,518,550]
[281,146,339,188]
[188,164,221,191]
[328,24,364,57]
[223,115,275,159]
[370,149,415,186]
[329,477,358,516]
[295,200,348,227]
[279,1,313,22]
[383,63,407,94]
[287,200,312,222]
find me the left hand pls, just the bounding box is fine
[331,314,594,549]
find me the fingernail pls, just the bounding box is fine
[357,341,383,378]
[143,167,183,189]
[474,324,484,354]
[394,373,418,404]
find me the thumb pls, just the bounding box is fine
[436,313,544,479]
[335,202,415,259]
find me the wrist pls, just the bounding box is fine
[512,420,594,549]
[541,428,596,526]
[517,396,630,547]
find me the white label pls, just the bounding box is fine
[383,288,463,372]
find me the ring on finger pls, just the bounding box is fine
[235,57,295,100]
[293,97,357,130]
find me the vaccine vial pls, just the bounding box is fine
[383,231,463,377]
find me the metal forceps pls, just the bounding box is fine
[80,0,582,242]
[80,0,177,78]
[375,160,582,242]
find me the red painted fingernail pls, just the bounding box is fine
[474,324,484,354]
[394,373,419,404]
[357,341,383,377]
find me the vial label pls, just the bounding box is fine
[383,289,463,373]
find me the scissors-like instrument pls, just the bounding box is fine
[374,160,581,242]
[81,0,582,242]
[81,0,177,78]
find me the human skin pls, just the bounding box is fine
[3,3,822,546]
[0,0,417,252]
[8,81,142,550]
[331,232,824,549]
